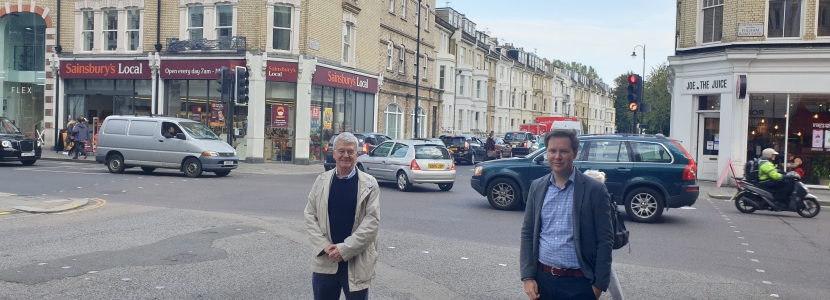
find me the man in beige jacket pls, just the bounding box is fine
[305,132,380,300]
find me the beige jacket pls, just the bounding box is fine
[304,169,380,291]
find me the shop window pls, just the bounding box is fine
[768,0,802,38]
[103,10,118,51]
[698,95,721,110]
[216,5,234,39]
[188,6,205,40]
[702,0,724,43]
[820,0,830,36]
[385,104,403,139]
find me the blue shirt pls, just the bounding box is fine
[538,168,580,269]
[335,166,357,180]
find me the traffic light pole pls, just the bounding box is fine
[414,0,422,139]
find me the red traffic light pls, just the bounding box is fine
[628,75,638,84]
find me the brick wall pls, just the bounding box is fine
[302,0,381,73]
[237,0,267,51]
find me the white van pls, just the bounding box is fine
[550,121,584,136]
[95,116,238,177]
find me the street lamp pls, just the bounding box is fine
[631,45,645,132]
[413,0,423,138]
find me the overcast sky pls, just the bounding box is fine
[441,0,676,85]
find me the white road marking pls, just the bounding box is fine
[756,269,765,273]
[725,218,731,220]
[730,226,736,228]
[751,259,759,262]
[499,263,507,267]
[43,200,70,203]
[422,251,429,253]
[763,281,771,284]
[770,294,779,298]
[461,257,469,260]
[747,250,755,253]
[388,246,396,249]
[734,231,740,233]
[742,243,749,246]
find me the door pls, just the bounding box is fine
[124,120,161,166]
[364,141,393,179]
[578,140,633,200]
[158,122,189,167]
[696,114,720,180]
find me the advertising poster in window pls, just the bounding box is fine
[825,130,830,149]
[814,130,824,148]
[272,105,289,129]
[209,103,225,127]
[191,106,203,122]
[311,107,321,130]
[323,108,333,130]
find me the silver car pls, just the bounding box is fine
[357,139,456,191]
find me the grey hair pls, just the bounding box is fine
[584,170,606,183]
[332,132,359,149]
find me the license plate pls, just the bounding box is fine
[21,152,35,157]
[450,147,458,151]
[223,161,234,166]
[427,163,445,170]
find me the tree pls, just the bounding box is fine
[642,63,672,135]
[552,59,599,79]
[612,73,635,133]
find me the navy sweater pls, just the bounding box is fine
[328,173,359,246]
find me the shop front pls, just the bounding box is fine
[307,66,378,163]
[161,59,247,154]
[263,61,298,162]
[0,11,46,140]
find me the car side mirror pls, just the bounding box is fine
[176,133,186,140]
[534,155,545,164]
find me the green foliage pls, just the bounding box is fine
[812,155,830,180]
[612,73,635,133]
[611,63,672,135]
[551,59,599,79]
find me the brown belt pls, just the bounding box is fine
[539,263,585,277]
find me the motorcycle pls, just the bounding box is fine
[733,172,821,218]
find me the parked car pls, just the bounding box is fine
[470,134,699,223]
[440,135,486,164]
[324,132,391,171]
[357,139,456,191]
[0,117,41,166]
[503,131,538,157]
[96,116,238,178]
[493,137,513,158]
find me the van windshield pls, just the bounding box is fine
[179,122,220,140]
[0,118,21,134]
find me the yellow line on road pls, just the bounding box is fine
[0,211,11,215]
[55,198,107,215]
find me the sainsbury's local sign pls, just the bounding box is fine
[61,61,150,79]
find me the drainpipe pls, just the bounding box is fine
[53,0,62,151]
[154,0,162,115]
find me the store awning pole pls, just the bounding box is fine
[784,93,790,173]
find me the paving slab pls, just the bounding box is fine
[0,193,89,213]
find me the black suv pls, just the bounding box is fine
[470,134,699,223]
[503,131,538,156]
[0,117,42,166]
[440,135,486,165]
[324,132,391,171]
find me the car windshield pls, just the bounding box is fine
[415,145,450,159]
[440,137,467,145]
[0,118,21,134]
[179,122,220,140]
[503,132,526,142]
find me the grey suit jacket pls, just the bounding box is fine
[519,170,614,291]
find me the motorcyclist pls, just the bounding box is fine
[758,148,795,209]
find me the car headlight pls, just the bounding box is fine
[201,151,220,157]
[474,166,483,177]
[1,141,10,148]
[233,150,237,156]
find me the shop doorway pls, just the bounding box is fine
[696,113,720,180]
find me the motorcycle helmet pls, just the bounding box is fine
[762,148,779,159]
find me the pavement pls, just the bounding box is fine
[0,192,89,214]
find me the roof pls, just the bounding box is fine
[104,115,197,123]
[579,134,670,141]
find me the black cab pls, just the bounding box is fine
[440,134,486,165]
[0,117,42,166]
[503,131,538,156]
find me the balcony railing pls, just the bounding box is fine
[165,36,247,52]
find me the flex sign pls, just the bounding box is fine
[312,66,378,93]
[61,61,150,79]
[681,76,730,95]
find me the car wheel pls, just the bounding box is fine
[214,170,231,177]
[107,154,126,174]
[624,187,664,223]
[487,178,523,210]
[397,171,412,192]
[183,158,203,178]
[141,167,156,174]
[470,153,477,165]
[21,160,36,166]
[438,183,453,191]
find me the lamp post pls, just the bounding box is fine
[414,0,423,138]
[631,45,645,132]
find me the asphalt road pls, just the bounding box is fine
[1,160,828,299]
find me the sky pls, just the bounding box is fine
[441,0,676,86]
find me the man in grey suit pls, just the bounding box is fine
[520,129,613,300]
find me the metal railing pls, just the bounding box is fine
[166,36,247,52]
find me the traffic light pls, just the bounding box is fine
[235,66,249,104]
[215,66,230,99]
[627,74,642,112]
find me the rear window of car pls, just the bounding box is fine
[441,137,467,145]
[631,142,672,163]
[415,145,451,159]
[504,132,528,142]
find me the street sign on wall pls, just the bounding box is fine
[738,23,764,37]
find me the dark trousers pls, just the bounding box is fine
[312,263,368,300]
[72,141,86,158]
[535,268,595,300]
[759,180,790,203]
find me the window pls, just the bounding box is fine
[384,104,403,139]
[554,101,558,112]
[422,55,428,79]
[387,41,395,70]
[390,143,409,157]
[415,5,419,26]
[415,145,449,159]
[459,47,467,64]
[424,5,430,30]
[103,10,118,51]
[702,0,723,43]
[82,11,94,51]
[499,66,505,79]
[476,81,482,99]
[820,0,830,36]
[272,6,292,51]
[511,93,515,107]
[476,54,481,70]
[373,142,394,157]
[128,121,157,137]
[342,23,352,63]
[439,66,445,89]
[127,9,140,51]
[439,32,448,52]
[389,0,395,13]
[768,0,802,38]
[411,107,426,138]
[458,75,465,96]
[632,142,673,163]
[399,45,406,73]
[499,90,503,106]
[216,5,233,38]
[188,6,205,40]
[401,0,406,19]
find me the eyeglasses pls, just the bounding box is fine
[336,150,357,156]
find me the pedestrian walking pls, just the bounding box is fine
[304,132,380,300]
[64,119,76,155]
[484,131,497,161]
[71,117,89,160]
[583,170,625,300]
[520,129,613,300]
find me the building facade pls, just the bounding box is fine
[670,0,830,182]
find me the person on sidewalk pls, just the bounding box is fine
[583,170,624,300]
[304,132,380,300]
[71,117,89,160]
[520,129,613,300]
[64,119,76,156]
[484,131,498,161]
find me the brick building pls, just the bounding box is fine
[670,0,830,181]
